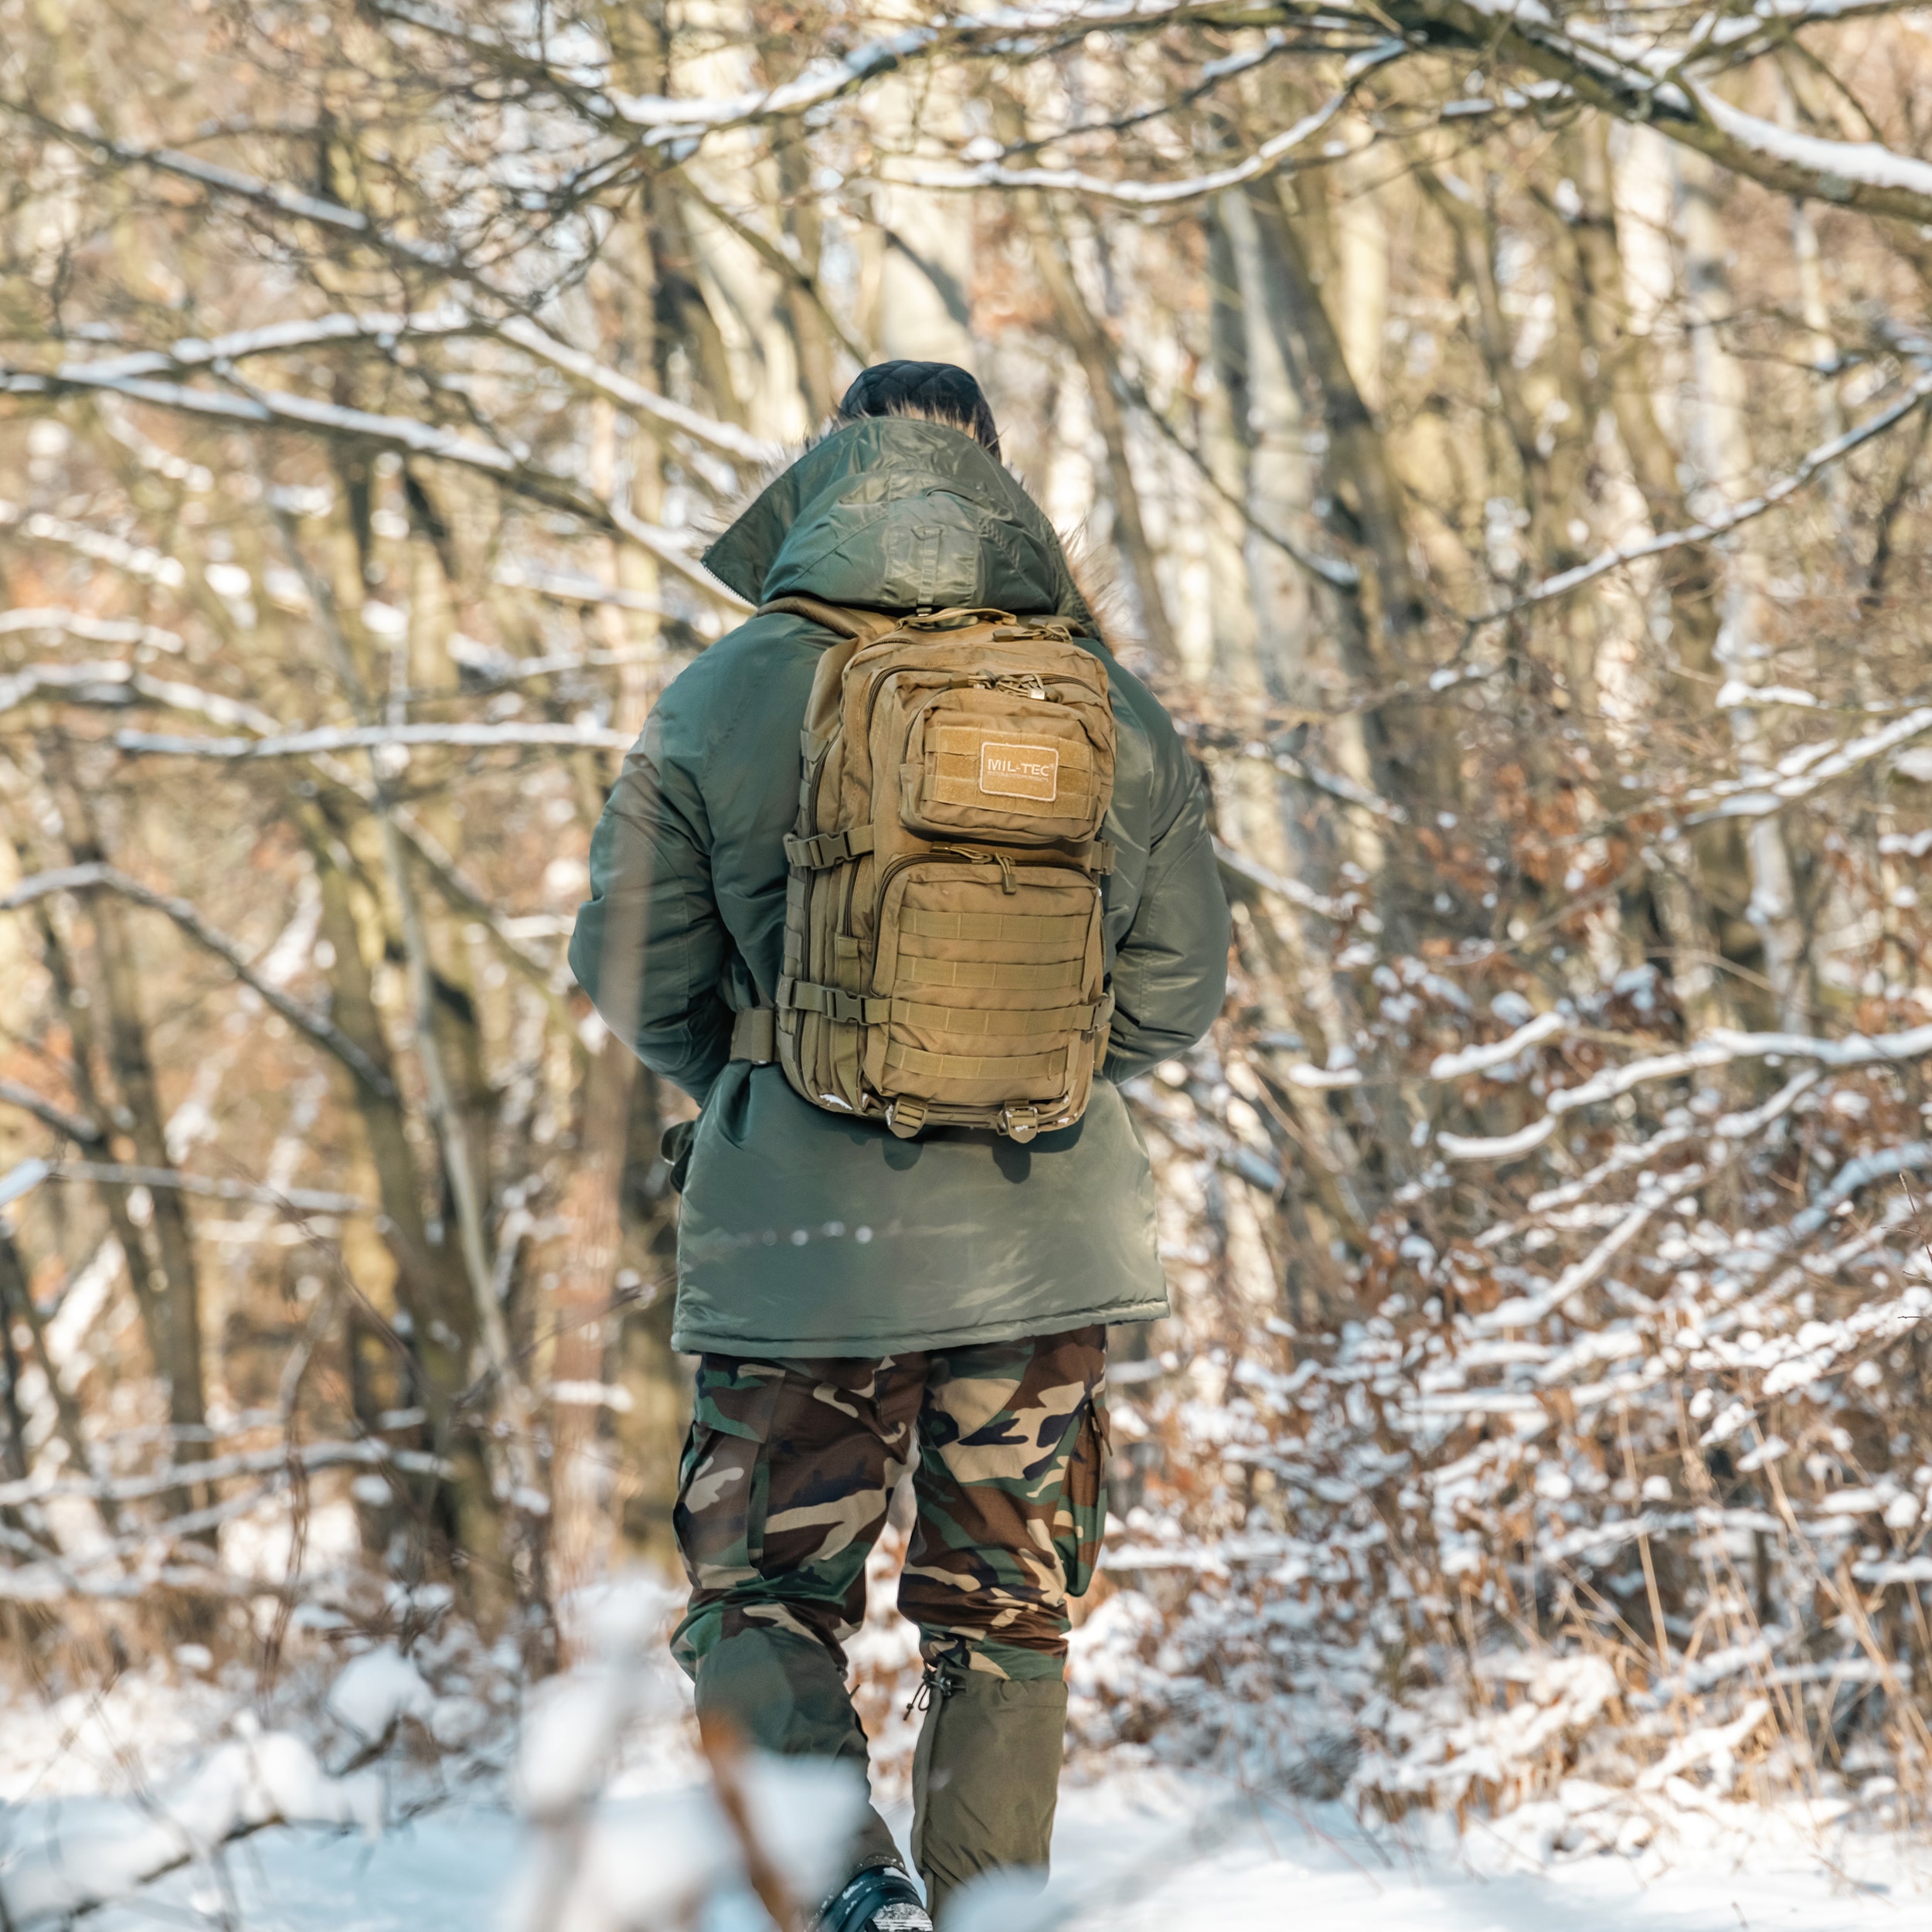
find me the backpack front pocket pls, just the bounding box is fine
[898,685,1109,847]
[868,857,1105,1112]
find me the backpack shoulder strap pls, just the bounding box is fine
[757,595,902,643]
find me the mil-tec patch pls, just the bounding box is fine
[978,740,1060,802]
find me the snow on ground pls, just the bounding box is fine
[5,1587,1923,1932]
[49,1764,1925,1932]
[1043,1770,1924,1932]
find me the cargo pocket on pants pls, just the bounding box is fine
[672,1363,782,1592]
[1056,1390,1111,1602]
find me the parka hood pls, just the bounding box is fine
[700,417,1096,628]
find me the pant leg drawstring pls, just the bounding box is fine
[904,1661,959,1720]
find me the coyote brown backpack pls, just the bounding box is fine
[733,597,1118,1142]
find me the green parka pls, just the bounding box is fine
[570,417,1229,1356]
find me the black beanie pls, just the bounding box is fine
[835,361,1001,461]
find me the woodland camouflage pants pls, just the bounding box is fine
[670,1328,1109,1909]
[671,1325,1109,1683]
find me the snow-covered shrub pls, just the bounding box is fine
[1097,937,1932,1832]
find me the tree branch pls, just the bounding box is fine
[1,361,748,610]
[0,1083,103,1146]
[114,719,631,757]
[1468,364,1932,625]
[0,866,397,1100]
[1404,0,1932,228]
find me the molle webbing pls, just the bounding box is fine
[900,906,1088,944]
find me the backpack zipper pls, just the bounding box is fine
[861,646,1104,757]
[870,846,1100,923]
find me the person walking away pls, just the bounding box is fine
[570,362,1229,1930]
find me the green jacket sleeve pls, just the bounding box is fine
[569,713,733,1105]
[1104,761,1229,1081]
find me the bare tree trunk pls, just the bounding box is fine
[548,1035,634,1621]
[1257,185,1428,678]
[1020,195,1179,662]
[0,1266,29,1490]
[1239,183,1459,871]
[1679,150,1815,1030]
[775,121,842,423]
[43,786,208,1489]
[15,872,182,1366]
[301,808,513,1607]
[1566,121,1737,1029]
[1213,188,1315,704]
[1574,124,1726,700]
[0,1226,120,1536]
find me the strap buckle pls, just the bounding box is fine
[886,1097,928,1140]
[778,977,888,1026]
[1000,1104,1042,1144]
[783,825,876,869]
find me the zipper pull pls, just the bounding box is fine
[996,853,1017,894]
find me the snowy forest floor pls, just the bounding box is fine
[4,1577,1923,1932]
[6,1648,1923,1932]
[61,1770,1930,1932]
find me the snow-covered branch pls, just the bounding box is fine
[0,1731,379,1927]
[64,307,780,467]
[1427,1010,1568,1080]
[368,0,1932,231]
[900,43,1403,204]
[0,659,283,734]
[1411,0,1932,227]
[2,360,744,605]
[1437,1022,1932,1159]
[1684,704,1932,821]
[1270,998,1932,1152]
[116,719,631,758]
[1472,366,1932,625]
[1215,838,1349,920]
[23,1156,372,1216]
[0,500,188,586]
[0,1433,441,1512]
[0,865,397,1100]
[492,316,783,464]
[0,1083,104,1147]
[0,607,183,651]
[374,0,944,145]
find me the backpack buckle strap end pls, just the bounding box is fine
[729,1008,777,1064]
[1089,840,1117,876]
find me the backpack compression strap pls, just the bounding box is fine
[724,597,896,1068]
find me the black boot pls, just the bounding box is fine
[811,1862,933,1932]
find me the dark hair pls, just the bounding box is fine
[834,361,1001,461]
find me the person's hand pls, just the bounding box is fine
[662,1118,698,1193]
